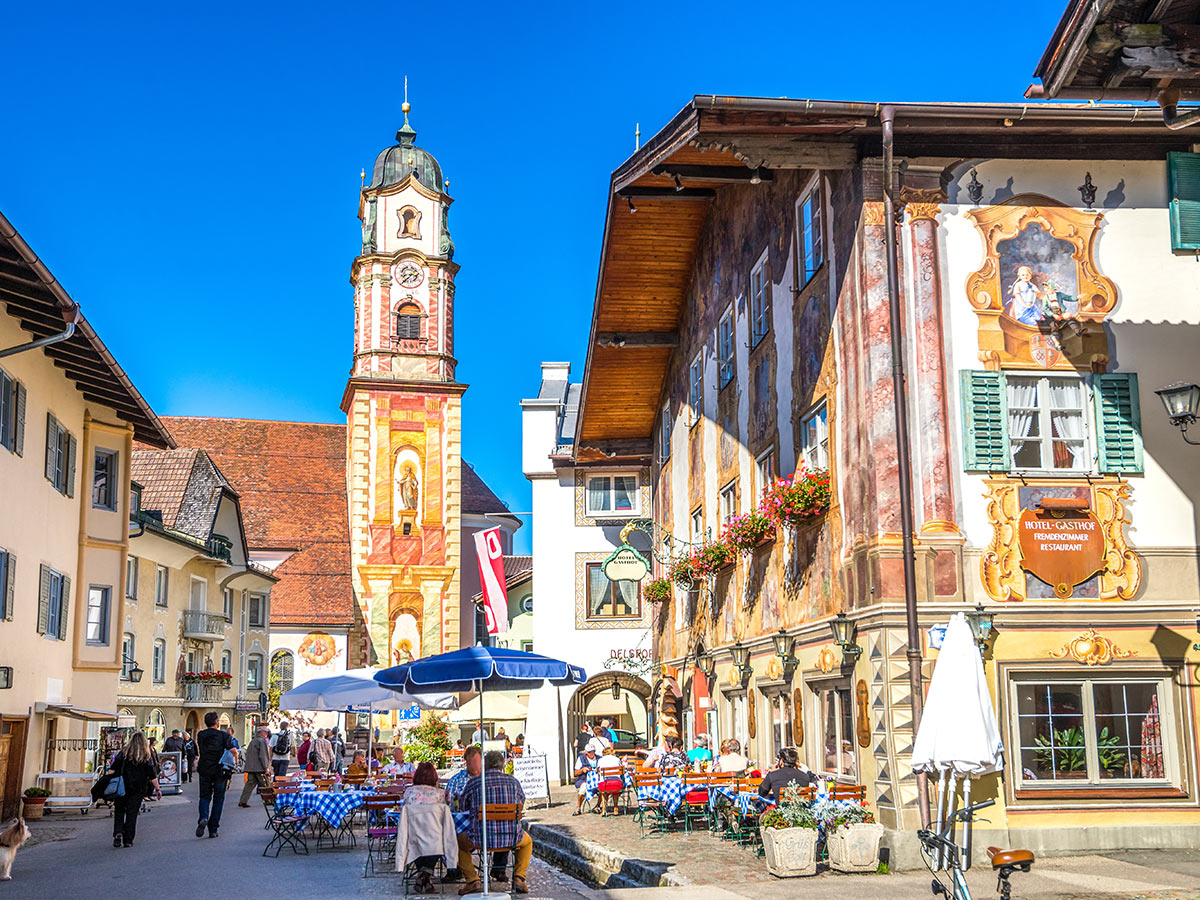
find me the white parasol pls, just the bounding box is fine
[911,613,1004,870]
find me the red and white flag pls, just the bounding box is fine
[474,526,508,635]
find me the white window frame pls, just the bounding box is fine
[85,585,111,646]
[689,352,704,428]
[755,449,776,502]
[223,587,234,622]
[92,447,118,511]
[189,576,207,611]
[248,593,266,628]
[155,565,168,608]
[585,562,642,620]
[659,404,672,462]
[1006,372,1093,475]
[749,249,770,346]
[584,472,640,518]
[1007,671,1177,790]
[221,649,232,675]
[247,653,264,690]
[718,307,735,389]
[813,681,858,780]
[520,595,533,614]
[800,402,829,470]
[152,639,166,683]
[521,640,534,653]
[690,507,705,544]
[766,690,793,760]
[719,480,738,525]
[125,556,138,601]
[796,177,825,287]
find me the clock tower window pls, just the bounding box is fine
[396,304,422,341]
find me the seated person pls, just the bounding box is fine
[346,750,369,776]
[593,749,624,816]
[758,747,815,804]
[572,746,598,816]
[441,745,481,885]
[456,751,531,895]
[687,734,713,767]
[639,740,667,770]
[405,762,449,893]
[383,748,417,778]
[656,736,689,772]
[584,722,613,756]
[715,739,750,775]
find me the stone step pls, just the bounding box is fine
[528,822,688,889]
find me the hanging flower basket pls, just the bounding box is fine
[690,541,736,577]
[760,469,831,531]
[644,578,672,604]
[721,511,776,554]
[668,555,696,588]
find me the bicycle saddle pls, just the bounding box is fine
[986,846,1035,870]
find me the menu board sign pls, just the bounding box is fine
[1017,509,1105,597]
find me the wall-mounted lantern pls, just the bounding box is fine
[829,612,862,664]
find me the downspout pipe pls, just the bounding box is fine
[1157,86,1200,131]
[881,105,931,830]
[0,305,79,360]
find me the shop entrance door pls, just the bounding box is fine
[0,717,29,820]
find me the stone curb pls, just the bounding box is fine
[528,822,690,888]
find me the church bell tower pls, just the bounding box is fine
[343,100,464,668]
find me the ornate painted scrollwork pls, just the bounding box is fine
[1049,628,1136,665]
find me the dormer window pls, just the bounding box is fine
[396,304,422,341]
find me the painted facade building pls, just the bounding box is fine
[523,363,653,781]
[572,98,1200,859]
[0,212,173,817]
[123,449,275,744]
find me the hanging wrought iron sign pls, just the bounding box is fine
[602,544,650,583]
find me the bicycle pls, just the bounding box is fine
[917,799,1035,900]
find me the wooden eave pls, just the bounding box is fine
[0,213,173,449]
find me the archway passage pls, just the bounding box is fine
[567,672,651,752]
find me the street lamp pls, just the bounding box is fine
[122,654,144,684]
[610,680,622,701]
[695,650,715,678]
[1155,382,1200,444]
[771,629,798,677]
[829,612,861,663]
[964,604,996,653]
[729,642,753,682]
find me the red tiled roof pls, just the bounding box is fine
[503,555,533,585]
[155,417,355,627]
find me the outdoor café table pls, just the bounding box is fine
[387,804,472,835]
[708,783,776,815]
[287,789,374,850]
[583,768,633,807]
[635,775,686,816]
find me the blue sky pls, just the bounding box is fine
[2,2,1063,552]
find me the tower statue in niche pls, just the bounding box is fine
[398,465,419,511]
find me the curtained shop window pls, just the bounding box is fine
[1011,675,1173,787]
[586,563,640,620]
[814,682,856,779]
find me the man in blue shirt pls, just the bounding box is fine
[456,751,530,894]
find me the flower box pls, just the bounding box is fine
[826,822,884,873]
[762,826,817,877]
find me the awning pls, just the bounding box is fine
[34,703,120,721]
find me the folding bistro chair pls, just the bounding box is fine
[474,803,522,882]
[681,772,712,833]
[632,772,668,837]
[731,777,766,849]
[396,803,457,895]
[263,793,309,857]
[363,796,401,876]
[595,766,624,817]
[829,784,866,802]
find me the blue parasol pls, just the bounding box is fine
[375,647,585,899]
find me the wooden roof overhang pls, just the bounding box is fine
[573,96,1196,463]
[1030,0,1200,102]
[0,212,173,448]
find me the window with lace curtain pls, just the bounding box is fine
[1007,374,1090,472]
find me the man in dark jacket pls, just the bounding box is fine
[163,729,186,756]
[195,712,234,838]
[237,726,272,807]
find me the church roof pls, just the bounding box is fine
[367,113,444,191]
[462,462,511,517]
[156,417,356,628]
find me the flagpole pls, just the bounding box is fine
[479,679,489,896]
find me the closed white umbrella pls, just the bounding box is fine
[910,613,1004,870]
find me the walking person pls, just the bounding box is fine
[195,712,234,839]
[269,720,294,777]
[309,728,335,774]
[182,730,198,783]
[107,732,162,848]
[237,726,272,807]
[328,727,345,774]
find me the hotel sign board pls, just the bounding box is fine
[1017,509,1105,597]
[602,545,650,583]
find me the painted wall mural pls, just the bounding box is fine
[297,631,342,667]
[966,195,1117,372]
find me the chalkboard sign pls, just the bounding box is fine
[511,753,549,807]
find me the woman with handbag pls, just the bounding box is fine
[107,732,162,848]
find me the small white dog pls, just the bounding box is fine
[0,817,30,880]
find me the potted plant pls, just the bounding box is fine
[722,511,776,554]
[668,554,696,588]
[22,786,51,820]
[818,800,883,873]
[644,578,672,604]
[760,469,832,531]
[690,540,735,577]
[1033,727,1088,778]
[759,785,819,877]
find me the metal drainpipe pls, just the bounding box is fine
[0,310,78,360]
[1158,86,1200,130]
[881,105,931,830]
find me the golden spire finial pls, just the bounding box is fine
[402,75,410,117]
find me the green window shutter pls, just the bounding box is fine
[1168,152,1200,251]
[65,432,77,498]
[58,575,70,640]
[960,371,1009,471]
[4,550,13,621]
[37,564,50,634]
[14,382,25,457]
[44,414,57,483]
[1094,373,1144,474]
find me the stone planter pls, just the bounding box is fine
[826,822,884,873]
[762,826,818,877]
[22,796,47,820]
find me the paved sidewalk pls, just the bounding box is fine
[526,785,1200,899]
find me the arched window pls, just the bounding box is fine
[270,650,294,693]
[146,709,166,744]
[396,304,421,341]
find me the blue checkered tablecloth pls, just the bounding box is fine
[388,805,472,835]
[583,769,632,804]
[635,776,685,815]
[286,789,373,827]
[707,784,775,815]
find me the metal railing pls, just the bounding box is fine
[181,682,226,704]
[182,609,227,638]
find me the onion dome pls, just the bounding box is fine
[367,102,444,190]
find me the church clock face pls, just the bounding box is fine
[396,262,424,289]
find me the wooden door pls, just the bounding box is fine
[0,718,28,820]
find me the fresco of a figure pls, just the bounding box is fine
[998,224,1080,327]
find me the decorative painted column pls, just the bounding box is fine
[903,192,958,536]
